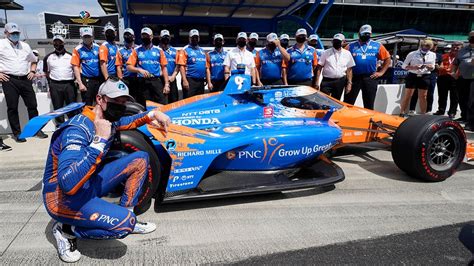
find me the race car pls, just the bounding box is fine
[21,71,472,214]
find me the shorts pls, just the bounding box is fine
[405,73,431,90]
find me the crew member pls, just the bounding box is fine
[286,28,318,86]
[399,39,437,116]
[159,29,179,103]
[0,22,47,142]
[280,34,290,49]
[177,29,207,98]
[116,28,138,102]
[344,24,391,110]
[255,33,290,85]
[315,33,355,100]
[126,27,169,106]
[45,79,170,263]
[434,42,461,118]
[99,23,118,79]
[308,34,319,48]
[44,35,76,124]
[206,34,228,91]
[223,32,256,84]
[452,31,474,131]
[247,33,259,56]
[71,27,102,106]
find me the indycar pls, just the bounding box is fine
[21,71,472,214]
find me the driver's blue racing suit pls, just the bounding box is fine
[43,106,154,239]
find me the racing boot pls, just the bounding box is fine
[132,221,157,234]
[52,222,81,263]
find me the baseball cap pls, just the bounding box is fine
[32,50,39,55]
[280,34,289,40]
[266,33,278,42]
[5,23,20,33]
[214,33,224,40]
[237,32,247,39]
[296,28,307,36]
[80,27,93,37]
[98,79,134,101]
[249,32,259,40]
[359,24,372,34]
[469,30,474,37]
[104,24,115,33]
[160,29,170,37]
[124,28,134,35]
[333,33,345,41]
[141,27,153,36]
[309,34,318,41]
[53,35,65,42]
[189,29,199,37]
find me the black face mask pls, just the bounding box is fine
[469,37,474,44]
[54,44,64,52]
[152,37,160,46]
[268,43,276,51]
[237,40,246,48]
[308,42,317,48]
[280,40,289,48]
[332,40,342,49]
[248,41,257,48]
[161,37,170,45]
[359,34,370,42]
[296,36,306,44]
[190,39,199,46]
[103,101,126,122]
[142,38,151,46]
[105,33,116,42]
[214,40,223,48]
[124,36,134,44]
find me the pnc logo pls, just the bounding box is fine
[89,212,100,221]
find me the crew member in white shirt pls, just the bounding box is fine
[315,33,355,100]
[399,38,437,116]
[0,23,47,142]
[223,32,256,84]
[43,35,76,124]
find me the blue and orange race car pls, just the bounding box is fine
[22,71,470,213]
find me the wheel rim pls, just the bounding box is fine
[427,129,461,172]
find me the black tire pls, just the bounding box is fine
[124,102,146,116]
[115,130,162,215]
[391,115,466,182]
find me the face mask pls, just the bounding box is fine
[161,37,170,45]
[469,37,474,44]
[281,40,289,48]
[54,44,64,52]
[332,40,342,49]
[152,37,160,46]
[296,36,306,44]
[103,101,126,122]
[308,42,317,48]
[421,48,430,53]
[83,38,93,45]
[268,43,276,50]
[359,34,370,42]
[237,40,246,48]
[248,41,257,48]
[190,39,199,46]
[105,32,115,42]
[124,36,134,44]
[8,33,20,43]
[214,41,223,48]
[142,38,151,46]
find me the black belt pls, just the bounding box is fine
[8,74,28,80]
[323,77,345,81]
[81,75,102,80]
[50,79,75,84]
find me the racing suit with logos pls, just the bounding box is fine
[42,106,153,239]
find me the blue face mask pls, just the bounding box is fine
[8,33,20,43]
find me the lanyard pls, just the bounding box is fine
[419,51,427,64]
[357,41,370,55]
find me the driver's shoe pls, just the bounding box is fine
[52,222,81,263]
[132,221,157,234]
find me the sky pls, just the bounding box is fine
[3,0,107,39]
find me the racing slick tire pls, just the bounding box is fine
[115,130,162,215]
[391,115,466,182]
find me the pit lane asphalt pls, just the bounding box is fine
[0,131,473,265]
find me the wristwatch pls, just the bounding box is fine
[93,135,108,144]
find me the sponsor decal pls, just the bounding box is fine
[234,76,245,90]
[65,144,81,151]
[176,149,221,157]
[172,174,194,183]
[263,106,274,118]
[238,150,262,159]
[165,139,176,151]
[226,151,236,160]
[174,166,203,174]
[97,214,120,225]
[223,126,242,133]
[173,118,221,126]
[90,212,100,221]
[169,181,194,188]
[181,109,221,117]
[129,216,136,226]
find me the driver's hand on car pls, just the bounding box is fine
[149,111,171,133]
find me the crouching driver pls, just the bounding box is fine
[42,78,171,262]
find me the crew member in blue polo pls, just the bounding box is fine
[280,34,290,49]
[206,34,227,92]
[344,24,391,110]
[286,28,319,86]
[71,27,102,106]
[116,28,138,101]
[99,23,118,79]
[256,33,291,85]
[126,27,169,106]
[177,29,207,98]
[159,29,179,103]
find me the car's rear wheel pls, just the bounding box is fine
[391,115,466,182]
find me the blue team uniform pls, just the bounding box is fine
[99,42,118,76]
[286,44,318,82]
[162,46,178,76]
[207,49,227,81]
[256,48,286,81]
[127,45,167,78]
[116,45,137,78]
[71,43,101,78]
[178,45,207,79]
[347,40,390,75]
